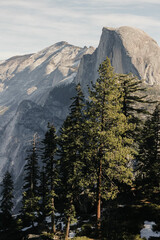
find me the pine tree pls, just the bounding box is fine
[118,72,155,200]
[38,166,48,229]
[118,73,148,119]
[137,103,160,200]
[86,58,134,235]
[41,123,58,235]
[21,134,40,228]
[118,73,152,141]
[58,84,85,240]
[0,171,14,231]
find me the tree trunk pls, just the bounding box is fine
[96,91,105,237]
[156,105,160,160]
[96,157,102,238]
[51,197,56,234]
[65,216,70,240]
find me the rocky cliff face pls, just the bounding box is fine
[75,26,160,94]
[0,26,160,206]
[0,42,94,194]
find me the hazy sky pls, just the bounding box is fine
[0,0,160,59]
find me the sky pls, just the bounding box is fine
[0,0,160,60]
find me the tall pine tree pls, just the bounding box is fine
[118,73,152,142]
[38,165,48,230]
[58,84,85,240]
[0,171,14,231]
[118,73,148,120]
[40,123,58,235]
[136,103,160,201]
[118,72,155,201]
[86,58,134,235]
[21,134,40,228]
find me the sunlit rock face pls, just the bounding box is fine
[75,26,160,94]
[0,26,160,208]
[0,42,94,200]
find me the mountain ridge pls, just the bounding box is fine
[0,42,94,187]
[0,26,160,206]
[75,26,160,96]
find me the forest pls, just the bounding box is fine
[0,58,160,240]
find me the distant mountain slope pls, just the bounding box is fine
[0,26,160,207]
[0,42,94,186]
[0,42,94,128]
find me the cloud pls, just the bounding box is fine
[0,0,160,59]
[90,0,160,4]
[91,14,160,28]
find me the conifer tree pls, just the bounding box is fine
[58,84,85,240]
[21,134,40,228]
[0,171,14,231]
[38,166,48,229]
[118,72,155,200]
[86,58,134,234]
[118,73,152,141]
[118,73,148,120]
[41,123,58,235]
[137,103,160,200]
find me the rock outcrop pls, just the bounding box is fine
[75,26,160,95]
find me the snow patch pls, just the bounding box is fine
[55,212,61,217]
[140,221,160,240]
[83,220,90,223]
[69,231,76,238]
[21,222,38,231]
[21,225,32,232]
[46,216,51,223]
[57,220,65,231]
